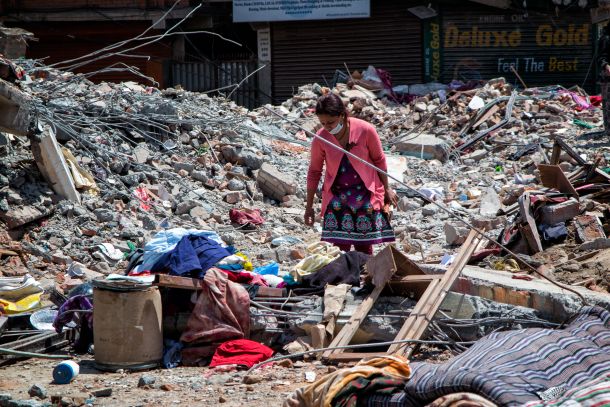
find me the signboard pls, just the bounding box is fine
[257,28,271,62]
[441,10,594,91]
[233,0,370,23]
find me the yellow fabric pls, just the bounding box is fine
[492,258,520,272]
[291,242,341,282]
[283,355,411,407]
[0,292,42,314]
[235,252,253,271]
[62,147,99,194]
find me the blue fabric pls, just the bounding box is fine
[135,228,223,272]
[151,235,230,278]
[217,263,244,271]
[163,339,183,369]
[254,262,279,276]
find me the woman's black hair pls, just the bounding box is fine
[315,93,348,117]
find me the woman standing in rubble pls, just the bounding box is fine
[304,92,397,255]
[600,24,610,136]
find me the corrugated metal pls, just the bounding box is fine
[171,60,259,109]
[441,6,595,91]
[271,0,423,103]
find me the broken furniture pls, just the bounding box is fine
[323,229,484,362]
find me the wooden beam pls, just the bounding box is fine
[154,274,203,290]
[389,229,483,357]
[538,164,579,197]
[518,193,543,253]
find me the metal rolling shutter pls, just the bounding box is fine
[271,0,423,104]
[441,6,595,92]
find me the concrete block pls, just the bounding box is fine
[539,198,580,225]
[479,187,501,217]
[444,222,469,245]
[173,162,195,174]
[257,163,297,201]
[394,133,448,161]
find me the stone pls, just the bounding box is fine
[0,206,49,229]
[140,213,158,230]
[93,208,114,222]
[227,179,246,191]
[189,206,211,220]
[219,396,227,403]
[290,248,306,260]
[539,198,580,225]
[138,375,156,388]
[223,191,243,204]
[444,222,469,245]
[577,238,610,252]
[276,246,292,263]
[28,384,47,399]
[133,145,149,164]
[394,133,448,161]
[421,205,438,216]
[243,375,263,385]
[257,163,297,201]
[479,187,501,217]
[90,388,112,397]
[397,197,421,212]
[414,102,427,112]
[175,200,199,216]
[241,148,264,170]
[191,170,209,183]
[173,162,194,174]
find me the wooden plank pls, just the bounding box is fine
[389,230,483,357]
[518,193,543,253]
[538,164,579,197]
[328,352,381,361]
[389,274,442,283]
[555,137,587,166]
[321,284,385,360]
[550,141,562,165]
[256,286,285,298]
[154,274,203,290]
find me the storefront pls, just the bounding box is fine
[428,4,596,91]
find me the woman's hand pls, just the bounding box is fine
[304,207,315,226]
[384,188,398,207]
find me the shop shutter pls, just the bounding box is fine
[271,0,423,104]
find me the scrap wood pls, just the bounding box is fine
[518,193,543,254]
[538,164,579,197]
[388,229,483,358]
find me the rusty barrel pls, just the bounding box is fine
[92,280,162,371]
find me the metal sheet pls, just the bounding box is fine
[441,5,596,91]
[271,0,423,103]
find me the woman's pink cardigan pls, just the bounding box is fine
[306,117,388,216]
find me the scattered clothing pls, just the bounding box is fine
[180,268,250,345]
[292,242,341,283]
[212,267,269,287]
[163,339,183,369]
[229,208,264,227]
[333,375,412,407]
[539,222,568,242]
[209,339,274,368]
[362,306,610,407]
[295,251,369,295]
[425,393,498,407]
[321,155,395,246]
[53,295,93,332]
[522,373,610,407]
[135,228,224,273]
[283,355,411,407]
[151,235,230,278]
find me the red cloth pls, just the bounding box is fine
[180,268,250,345]
[212,267,269,286]
[209,339,274,368]
[229,208,264,226]
[590,95,602,107]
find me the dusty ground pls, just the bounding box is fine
[0,346,452,406]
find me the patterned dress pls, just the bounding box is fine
[321,155,395,245]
